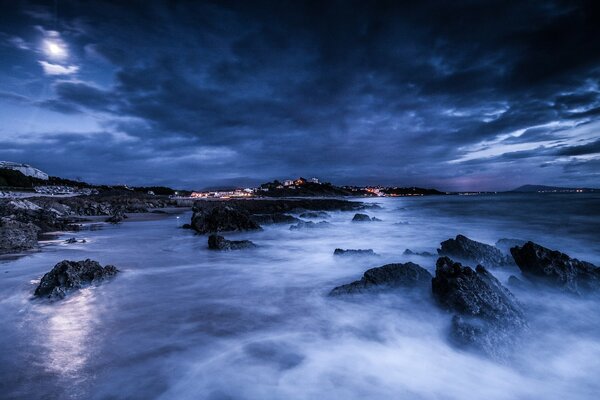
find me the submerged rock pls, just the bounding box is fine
[438,234,511,267]
[34,259,118,299]
[330,262,432,295]
[333,248,378,256]
[0,217,40,254]
[510,241,600,295]
[208,234,256,250]
[404,249,435,257]
[250,213,300,225]
[191,205,262,234]
[289,221,329,230]
[431,257,527,359]
[65,237,78,244]
[352,213,380,222]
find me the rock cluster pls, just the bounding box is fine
[289,221,330,230]
[330,262,432,295]
[191,205,262,234]
[0,217,40,254]
[511,241,600,295]
[34,259,118,299]
[207,234,256,250]
[333,248,378,256]
[431,257,527,359]
[352,213,381,222]
[438,234,511,267]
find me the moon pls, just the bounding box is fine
[44,40,67,59]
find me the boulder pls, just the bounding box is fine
[510,241,600,295]
[208,234,256,250]
[250,213,300,225]
[432,257,527,359]
[105,212,125,224]
[65,237,78,244]
[0,217,40,254]
[330,262,432,295]
[34,259,118,299]
[333,248,378,256]
[289,221,329,230]
[352,213,378,222]
[191,205,262,234]
[438,234,511,267]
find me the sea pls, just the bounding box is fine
[1,193,599,400]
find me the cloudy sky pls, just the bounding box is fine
[0,0,599,191]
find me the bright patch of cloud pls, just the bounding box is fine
[38,61,79,76]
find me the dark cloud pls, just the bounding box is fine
[0,0,599,190]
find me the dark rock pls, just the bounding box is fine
[510,241,600,295]
[289,221,330,230]
[181,223,192,229]
[495,238,527,255]
[191,205,262,234]
[330,262,432,295]
[250,213,300,225]
[352,213,375,222]
[105,212,125,224]
[371,217,382,221]
[0,217,40,254]
[34,259,118,299]
[192,199,365,215]
[208,234,256,250]
[404,249,435,257]
[432,257,527,359]
[299,211,330,219]
[438,234,511,267]
[333,248,378,256]
[65,237,78,244]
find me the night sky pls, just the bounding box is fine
[1,1,599,191]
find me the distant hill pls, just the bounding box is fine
[511,184,598,193]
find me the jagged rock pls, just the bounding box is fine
[333,248,378,256]
[404,249,435,257]
[510,241,600,295]
[250,213,300,225]
[0,217,40,254]
[299,211,330,219]
[432,257,527,359]
[34,259,118,299]
[65,237,78,244]
[330,262,432,295]
[495,238,527,255]
[352,213,379,222]
[208,234,256,250]
[289,221,329,230]
[438,234,511,267]
[191,205,262,234]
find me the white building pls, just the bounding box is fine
[0,161,49,180]
[309,177,319,184]
[283,180,294,186]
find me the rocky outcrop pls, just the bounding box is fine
[193,199,365,216]
[330,262,432,295]
[333,248,378,256]
[510,241,600,295]
[106,211,126,224]
[432,257,527,359]
[352,213,380,222]
[191,205,262,234]
[404,249,435,257]
[34,259,118,299]
[289,221,329,230]
[438,235,511,267]
[250,213,300,225]
[208,234,256,250]
[0,217,40,254]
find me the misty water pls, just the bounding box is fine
[1,193,599,400]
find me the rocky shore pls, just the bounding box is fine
[0,191,182,254]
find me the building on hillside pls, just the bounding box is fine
[0,161,49,180]
[283,179,294,186]
[294,177,306,186]
[309,177,319,184]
